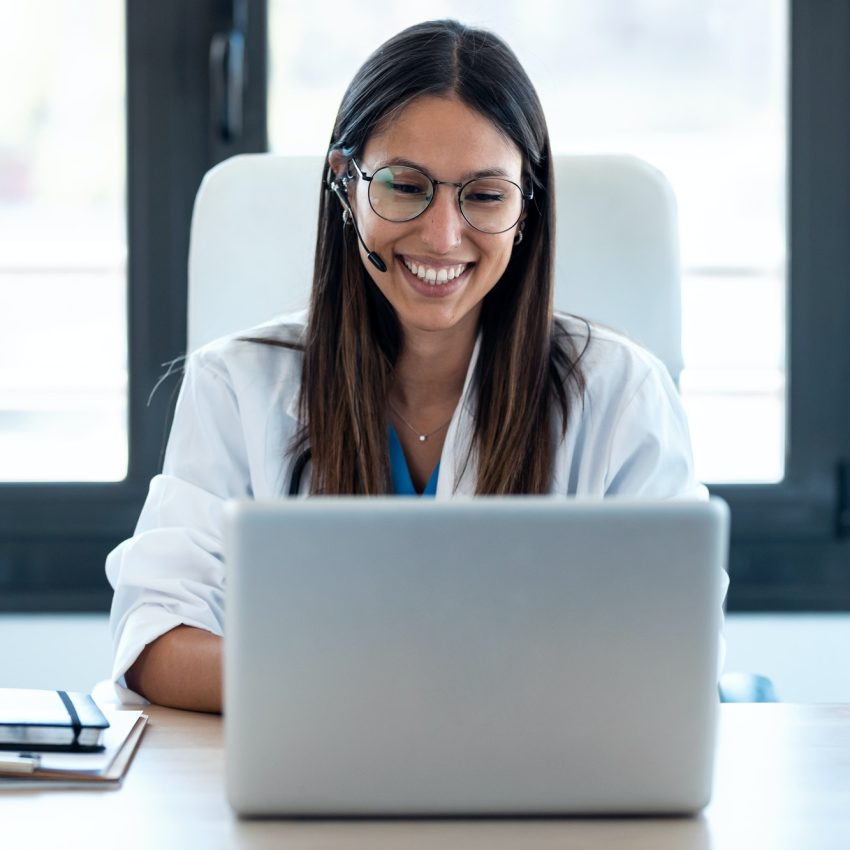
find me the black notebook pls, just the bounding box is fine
[0,689,110,752]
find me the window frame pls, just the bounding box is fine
[1,0,847,612]
[0,0,268,612]
[710,0,850,610]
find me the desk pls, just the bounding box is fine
[3,704,850,850]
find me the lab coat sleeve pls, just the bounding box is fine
[104,350,251,702]
[603,362,707,500]
[602,360,728,679]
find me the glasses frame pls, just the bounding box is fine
[347,159,533,235]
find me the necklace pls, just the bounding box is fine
[389,402,453,443]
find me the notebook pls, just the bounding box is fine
[223,496,729,817]
[0,689,109,751]
[0,708,147,787]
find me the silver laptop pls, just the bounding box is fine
[223,497,728,817]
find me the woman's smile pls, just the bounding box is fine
[397,254,476,298]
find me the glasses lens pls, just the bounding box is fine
[460,178,524,233]
[368,166,433,222]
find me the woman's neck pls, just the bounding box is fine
[391,318,478,412]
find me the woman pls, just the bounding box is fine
[106,20,705,713]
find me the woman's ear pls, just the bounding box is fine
[327,149,354,212]
[327,149,349,185]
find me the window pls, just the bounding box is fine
[0,1,126,482]
[3,1,847,611]
[268,0,788,485]
[0,0,267,610]
[266,0,850,609]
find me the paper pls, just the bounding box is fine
[0,708,147,787]
[33,710,142,773]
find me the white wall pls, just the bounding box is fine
[722,613,850,703]
[0,614,112,692]
[2,613,850,702]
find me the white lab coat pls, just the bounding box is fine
[105,311,722,703]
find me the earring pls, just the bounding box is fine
[514,224,525,246]
[342,208,352,226]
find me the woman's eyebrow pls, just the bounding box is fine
[380,157,514,181]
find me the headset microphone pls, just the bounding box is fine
[331,180,388,273]
[356,222,388,273]
[366,250,388,273]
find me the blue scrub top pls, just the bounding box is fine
[388,424,439,496]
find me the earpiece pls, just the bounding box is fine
[328,170,387,273]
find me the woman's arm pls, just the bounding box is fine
[107,350,248,715]
[124,625,223,714]
[602,361,705,499]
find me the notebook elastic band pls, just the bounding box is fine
[57,691,82,745]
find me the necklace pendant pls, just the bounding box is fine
[419,435,427,443]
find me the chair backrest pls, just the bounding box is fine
[188,154,682,379]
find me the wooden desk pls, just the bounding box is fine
[3,704,850,850]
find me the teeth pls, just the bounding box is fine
[403,258,469,285]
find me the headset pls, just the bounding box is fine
[327,167,388,273]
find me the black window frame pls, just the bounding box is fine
[0,0,847,613]
[0,0,268,611]
[711,0,850,610]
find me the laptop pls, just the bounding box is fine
[223,497,728,817]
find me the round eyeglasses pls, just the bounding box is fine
[348,159,532,235]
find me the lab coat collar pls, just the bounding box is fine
[435,333,480,498]
[435,335,567,497]
[284,382,301,424]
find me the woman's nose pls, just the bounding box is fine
[420,186,464,253]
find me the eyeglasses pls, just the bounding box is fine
[347,159,532,235]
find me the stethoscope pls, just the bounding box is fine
[287,449,312,496]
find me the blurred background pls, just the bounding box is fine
[1,0,787,484]
[1,1,848,700]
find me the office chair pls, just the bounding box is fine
[183,153,773,704]
[187,153,684,379]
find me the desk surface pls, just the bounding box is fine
[3,704,850,850]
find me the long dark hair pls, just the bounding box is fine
[259,19,587,494]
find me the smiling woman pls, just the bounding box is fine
[106,20,709,712]
[325,94,536,489]
[331,97,526,321]
[293,21,590,497]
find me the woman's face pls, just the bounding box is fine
[331,95,526,339]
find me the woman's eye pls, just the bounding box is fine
[465,192,505,203]
[390,182,426,195]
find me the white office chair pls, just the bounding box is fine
[187,154,684,381]
[102,155,771,705]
